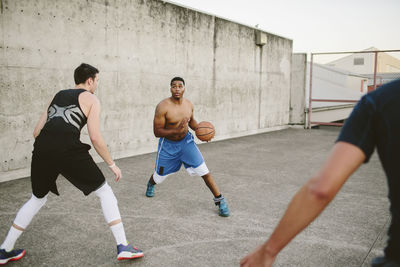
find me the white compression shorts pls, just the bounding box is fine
[153,162,209,184]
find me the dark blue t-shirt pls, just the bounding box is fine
[337,78,400,210]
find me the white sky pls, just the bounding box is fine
[167,0,400,57]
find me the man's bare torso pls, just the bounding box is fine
[161,97,192,141]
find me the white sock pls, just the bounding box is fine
[213,194,224,204]
[110,222,128,246]
[0,226,23,251]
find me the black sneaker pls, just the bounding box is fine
[0,248,25,265]
[371,256,400,267]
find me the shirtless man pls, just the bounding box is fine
[145,77,230,217]
[0,63,143,264]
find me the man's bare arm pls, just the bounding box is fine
[86,95,122,181]
[188,103,198,131]
[240,141,366,267]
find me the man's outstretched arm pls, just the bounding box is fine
[240,141,365,267]
[87,95,122,181]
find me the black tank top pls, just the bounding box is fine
[42,89,87,134]
[33,89,90,155]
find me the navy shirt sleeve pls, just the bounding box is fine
[336,95,377,163]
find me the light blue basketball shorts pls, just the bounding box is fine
[153,132,209,184]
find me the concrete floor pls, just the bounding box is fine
[0,126,390,266]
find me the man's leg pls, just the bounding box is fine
[146,174,156,197]
[0,194,47,264]
[94,182,143,260]
[148,175,156,185]
[146,171,174,197]
[372,195,400,266]
[374,213,400,266]
[201,172,230,217]
[146,137,164,197]
[181,136,230,217]
[201,172,221,197]
[187,162,230,217]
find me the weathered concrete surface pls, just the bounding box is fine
[0,127,389,266]
[0,0,293,182]
[290,53,307,125]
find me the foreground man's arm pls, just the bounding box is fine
[240,141,365,267]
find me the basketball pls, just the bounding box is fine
[195,121,215,142]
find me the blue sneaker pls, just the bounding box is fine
[117,244,144,260]
[0,248,25,264]
[146,181,155,197]
[216,198,230,217]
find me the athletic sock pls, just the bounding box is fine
[213,194,224,205]
[0,226,23,252]
[110,222,128,246]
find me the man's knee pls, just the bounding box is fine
[32,194,48,206]
[95,182,121,224]
[153,172,168,184]
[13,194,48,229]
[95,182,117,204]
[202,172,211,179]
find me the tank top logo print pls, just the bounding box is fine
[47,104,84,130]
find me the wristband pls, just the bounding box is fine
[108,163,116,168]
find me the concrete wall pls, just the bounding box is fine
[0,0,293,182]
[289,53,306,125]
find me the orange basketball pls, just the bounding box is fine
[195,121,215,142]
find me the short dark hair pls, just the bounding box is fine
[170,77,185,86]
[74,63,99,85]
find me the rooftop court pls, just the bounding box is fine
[0,126,389,266]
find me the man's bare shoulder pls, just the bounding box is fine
[157,97,175,108]
[159,97,172,105]
[80,91,99,105]
[155,98,171,113]
[79,91,100,118]
[183,98,193,107]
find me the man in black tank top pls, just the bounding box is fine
[0,64,143,264]
[33,89,91,158]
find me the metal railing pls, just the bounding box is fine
[307,49,400,129]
